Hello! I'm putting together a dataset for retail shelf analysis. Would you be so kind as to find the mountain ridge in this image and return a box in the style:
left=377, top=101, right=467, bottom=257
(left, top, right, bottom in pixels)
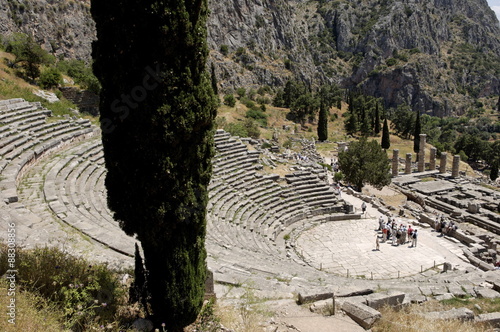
left=0, top=0, right=499, bottom=116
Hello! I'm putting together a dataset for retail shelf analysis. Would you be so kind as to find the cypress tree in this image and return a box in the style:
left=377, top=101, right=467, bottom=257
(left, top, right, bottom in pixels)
left=91, top=1, right=217, bottom=330
left=381, top=118, right=390, bottom=150
left=413, top=110, right=421, bottom=154
left=491, top=162, right=499, bottom=181
left=318, top=99, right=328, bottom=141
left=210, top=62, right=219, bottom=102
left=130, top=243, right=148, bottom=313
left=374, top=103, right=381, bottom=134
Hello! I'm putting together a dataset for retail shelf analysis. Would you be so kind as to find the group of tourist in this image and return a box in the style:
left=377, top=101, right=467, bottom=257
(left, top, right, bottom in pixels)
left=375, top=215, right=418, bottom=250
left=434, top=214, right=458, bottom=235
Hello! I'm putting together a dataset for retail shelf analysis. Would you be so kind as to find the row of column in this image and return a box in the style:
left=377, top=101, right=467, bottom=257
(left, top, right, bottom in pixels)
left=392, top=134, right=461, bottom=178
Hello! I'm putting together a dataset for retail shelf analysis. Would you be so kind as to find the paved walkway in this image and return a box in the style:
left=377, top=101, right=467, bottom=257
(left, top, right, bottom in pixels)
left=295, top=190, right=472, bottom=280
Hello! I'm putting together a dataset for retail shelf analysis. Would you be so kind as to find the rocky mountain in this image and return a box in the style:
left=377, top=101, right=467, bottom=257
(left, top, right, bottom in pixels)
left=1, top=0, right=499, bottom=116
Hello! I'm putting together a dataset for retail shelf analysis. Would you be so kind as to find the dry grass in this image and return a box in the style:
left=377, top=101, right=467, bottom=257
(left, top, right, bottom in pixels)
left=373, top=299, right=499, bottom=332
left=0, top=280, right=64, bottom=332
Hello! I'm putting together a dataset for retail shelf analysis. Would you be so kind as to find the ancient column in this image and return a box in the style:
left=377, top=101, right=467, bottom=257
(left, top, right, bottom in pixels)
left=439, top=152, right=447, bottom=174
left=405, top=153, right=412, bottom=174
left=452, top=155, right=460, bottom=178
left=418, top=134, right=426, bottom=172
left=392, top=149, right=399, bottom=177
left=429, top=147, right=437, bottom=171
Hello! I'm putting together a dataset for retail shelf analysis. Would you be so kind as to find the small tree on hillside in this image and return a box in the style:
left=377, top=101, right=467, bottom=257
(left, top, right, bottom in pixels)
left=338, top=137, right=391, bottom=191
left=413, top=110, right=421, bottom=156
left=381, top=118, right=390, bottom=150
left=317, top=100, right=328, bottom=141
left=6, top=33, right=52, bottom=81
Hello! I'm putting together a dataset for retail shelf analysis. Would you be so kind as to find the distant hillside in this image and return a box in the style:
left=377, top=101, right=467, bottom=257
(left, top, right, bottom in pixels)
left=1, top=0, right=499, bottom=116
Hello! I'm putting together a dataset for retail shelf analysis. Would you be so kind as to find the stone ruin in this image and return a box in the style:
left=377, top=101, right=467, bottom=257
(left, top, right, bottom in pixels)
left=2, top=99, right=500, bottom=330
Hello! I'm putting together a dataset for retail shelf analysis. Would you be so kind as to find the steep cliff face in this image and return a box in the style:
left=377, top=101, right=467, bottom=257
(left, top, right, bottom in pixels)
left=0, top=0, right=94, bottom=60
left=1, top=0, right=499, bottom=116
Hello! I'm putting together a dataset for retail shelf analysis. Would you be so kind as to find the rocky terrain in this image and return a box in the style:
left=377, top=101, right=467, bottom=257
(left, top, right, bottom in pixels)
left=0, top=0, right=499, bottom=115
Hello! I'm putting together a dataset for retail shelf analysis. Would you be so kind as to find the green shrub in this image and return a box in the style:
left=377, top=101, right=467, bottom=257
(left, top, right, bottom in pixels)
left=0, top=245, right=126, bottom=331
left=334, top=171, right=344, bottom=182
left=219, top=44, right=229, bottom=56
left=224, top=119, right=260, bottom=138
left=236, top=87, right=246, bottom=99
left=245, top=108, right=268, bottom=126
left=224, top=94, right=236, bottom=107
left=39, top=67, right=62, bottom=89
left=386, top=58, right=397, bottom=66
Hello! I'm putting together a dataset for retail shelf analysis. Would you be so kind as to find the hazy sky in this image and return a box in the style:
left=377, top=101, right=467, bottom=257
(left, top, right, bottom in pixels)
left=488, top=0, right=500, bottom=21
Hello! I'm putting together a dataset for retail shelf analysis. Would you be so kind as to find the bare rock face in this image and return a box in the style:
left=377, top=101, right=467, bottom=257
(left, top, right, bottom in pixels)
left=1, top=0, right=499, bottom=116
left=0, top=0, right=95, bottom=60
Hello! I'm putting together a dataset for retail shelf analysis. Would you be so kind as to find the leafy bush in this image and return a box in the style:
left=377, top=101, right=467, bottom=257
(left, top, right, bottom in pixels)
left=245, top=108, right=268, bottom=126
left=224, top=119, right=260, bottom=138
left=223, top=94, right=236, bottom=107
left=386, top=58, right=397, bottom=66
left=236, top=87, right=246, bottom=99
left=57, top=59, right=101, bottom=94
left=219, top=44, right=229, bottom=56
left=39, top=67, right=62, bottom=89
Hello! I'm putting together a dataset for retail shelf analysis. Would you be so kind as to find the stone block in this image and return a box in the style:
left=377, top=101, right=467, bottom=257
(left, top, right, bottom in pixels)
left=365, top=292, right=405, bottom=310
left=423, top=307, right=474, bottom=321
left=342, top=300, right=381, bottom=330
left=309, top=298, right=335, bottom=316
left=435, top=293, right=455, bottom=301
left=298, top=291, right=333, bottom=305
left=476, top=312, right=500, bottom=328
left=475, top=287, right=500, bottom=299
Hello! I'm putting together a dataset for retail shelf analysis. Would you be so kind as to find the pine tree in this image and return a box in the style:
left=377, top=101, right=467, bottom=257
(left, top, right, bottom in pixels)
left=92, top=1, right=217, bottom=330
left=381, top=118, right=390, bottom=150
left=374, top=103, right=381, bottom=134
left=318, top=99, right=328, bottom=141
left=413, top=110, right=421, bottom=155
left=338, top=137, right=391, bottom=191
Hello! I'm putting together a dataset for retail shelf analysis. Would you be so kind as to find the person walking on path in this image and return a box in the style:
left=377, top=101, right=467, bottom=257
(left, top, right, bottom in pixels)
left=375, top=234, right=380, bottom=251
left=361, top=201, right=367, bottom=217
left=411, top=229, right=418, bottom=247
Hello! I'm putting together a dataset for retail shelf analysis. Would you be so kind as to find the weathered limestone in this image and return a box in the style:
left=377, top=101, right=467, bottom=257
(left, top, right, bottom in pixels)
left=476, top=312, right=500, bottom=328
left=365, top=292, right=405, bottom=310
left=298, top=291, right=333, bottom=304
left=452, top=155, right=460, bottom=178
left=405, top=153, right=412, bottom=174
left=342, top=300, right=381, bottom=329
left=423, top=307, right=474, bottom=321
left=418, top=134, right=426, bottom=172
left=440, top=152, right=447, bottom=173
left=392, top=149, right=399, bottom=177
left=429, top=147, right=437, bottom=170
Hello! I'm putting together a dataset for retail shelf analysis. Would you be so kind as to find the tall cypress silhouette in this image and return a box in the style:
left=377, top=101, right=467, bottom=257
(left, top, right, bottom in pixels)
left=92, top=0, right=217, bottom=329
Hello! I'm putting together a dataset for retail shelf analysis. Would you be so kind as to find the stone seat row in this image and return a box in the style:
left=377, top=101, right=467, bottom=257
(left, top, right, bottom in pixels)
left=207, top=131, right=344, bottom=253
left=41, top=139, right=135, bottom=256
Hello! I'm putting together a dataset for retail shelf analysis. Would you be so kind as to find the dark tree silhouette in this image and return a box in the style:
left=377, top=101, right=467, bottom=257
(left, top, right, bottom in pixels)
left=381, top=118, right=390, bottom=150
left=92, top=0, right=217, bottom=330
left=413, top=110, right=421, bottom=155
left=317, top=99, right=328, bottom=141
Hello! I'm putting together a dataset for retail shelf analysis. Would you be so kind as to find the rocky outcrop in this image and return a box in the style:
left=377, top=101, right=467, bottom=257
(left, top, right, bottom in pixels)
left=1, top=0, right=499, bottom=116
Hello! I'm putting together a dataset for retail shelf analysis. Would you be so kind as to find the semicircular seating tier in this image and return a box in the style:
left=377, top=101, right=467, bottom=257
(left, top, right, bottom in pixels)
left=1, top=98, right=495, bottom=295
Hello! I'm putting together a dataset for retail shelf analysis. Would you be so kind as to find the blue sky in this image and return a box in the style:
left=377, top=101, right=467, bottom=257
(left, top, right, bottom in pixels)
left=488, top=0, right=500, bottom=21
